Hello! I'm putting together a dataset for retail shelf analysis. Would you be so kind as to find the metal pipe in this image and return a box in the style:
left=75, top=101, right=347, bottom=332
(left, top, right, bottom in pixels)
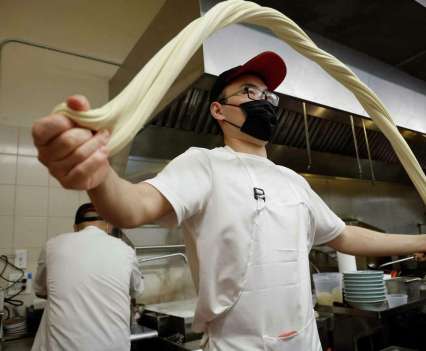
left=349, top=114, right=363, bottom=178
left=0, top=38, right=121, bottom=67
left=302, top=102, right=312, bottom=170
left=396, top=48, right=426, bottom=68
left=361, top=119, right=376, bottom=183
left=139, top=253, right=188, bottom=264
left=0, top=39, right=122, bottom=118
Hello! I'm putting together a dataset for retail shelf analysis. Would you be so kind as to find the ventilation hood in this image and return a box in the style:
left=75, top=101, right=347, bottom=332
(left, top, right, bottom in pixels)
left=109, top=0, right=425, bottom=184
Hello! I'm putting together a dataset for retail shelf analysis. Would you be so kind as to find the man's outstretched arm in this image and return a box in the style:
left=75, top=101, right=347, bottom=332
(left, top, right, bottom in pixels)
left=327, top=225, right=426, bottom=257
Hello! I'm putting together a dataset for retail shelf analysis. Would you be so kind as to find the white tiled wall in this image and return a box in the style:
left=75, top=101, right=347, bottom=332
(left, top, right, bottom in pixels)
left=0, top=124, right=197, bottom=307
left=0, top=125, right=90, bottom=290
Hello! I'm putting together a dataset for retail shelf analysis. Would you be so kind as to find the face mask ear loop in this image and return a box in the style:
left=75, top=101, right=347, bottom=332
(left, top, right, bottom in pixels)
left=218, top=103, right=244, bottom=130
left=223, top=119, right=243, bottom=129
left=221, top=103, right=241, bottom=109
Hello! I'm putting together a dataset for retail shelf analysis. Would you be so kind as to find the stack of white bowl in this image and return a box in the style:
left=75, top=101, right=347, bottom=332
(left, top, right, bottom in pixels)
left=343, top=271, right=386, bottom=309
left=4, top=317, right=27, bottom=337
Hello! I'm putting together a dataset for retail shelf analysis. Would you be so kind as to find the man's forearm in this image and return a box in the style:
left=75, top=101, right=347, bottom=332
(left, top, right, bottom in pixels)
left=88, top=167, right=145, bottom=228
left=328, top=225, right=426, bottom=257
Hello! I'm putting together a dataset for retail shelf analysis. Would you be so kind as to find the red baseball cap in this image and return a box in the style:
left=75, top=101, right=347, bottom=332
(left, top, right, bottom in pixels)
left=209, top=51, right=286, bottom=103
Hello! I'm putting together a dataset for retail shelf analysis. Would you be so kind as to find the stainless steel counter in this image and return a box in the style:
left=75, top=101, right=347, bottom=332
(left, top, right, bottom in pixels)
left=317, top=294, right=426, bottom=318
left=317, top=295, right=426, bottom=351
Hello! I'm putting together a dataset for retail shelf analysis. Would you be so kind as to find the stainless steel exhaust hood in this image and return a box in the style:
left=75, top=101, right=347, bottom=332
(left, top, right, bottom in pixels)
left=109, top=0, right=425, bottom=184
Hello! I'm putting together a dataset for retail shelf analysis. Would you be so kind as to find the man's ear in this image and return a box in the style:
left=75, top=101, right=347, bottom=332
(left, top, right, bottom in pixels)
left=73, top=224, right=78, bottom=232
left=210, top=101, right=225, bottom=121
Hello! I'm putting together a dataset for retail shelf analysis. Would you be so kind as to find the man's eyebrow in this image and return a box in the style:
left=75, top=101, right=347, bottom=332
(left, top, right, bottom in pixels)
left=238, top=83, right=268, bottom=91
left=238, top=83, right=258, bottom=89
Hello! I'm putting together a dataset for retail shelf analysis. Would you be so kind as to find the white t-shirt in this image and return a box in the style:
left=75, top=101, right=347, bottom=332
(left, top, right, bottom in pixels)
left=145, top=146, right=345, bottom=331
left=32, top=226, right=144, bottom=351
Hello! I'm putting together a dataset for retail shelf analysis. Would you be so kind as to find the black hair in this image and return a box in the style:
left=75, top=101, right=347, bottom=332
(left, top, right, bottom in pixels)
left=74, top=203, right=103, bottom=225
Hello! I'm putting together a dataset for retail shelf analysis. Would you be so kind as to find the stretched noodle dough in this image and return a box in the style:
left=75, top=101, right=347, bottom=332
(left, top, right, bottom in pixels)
left=52, top=0, right=426, bottom=204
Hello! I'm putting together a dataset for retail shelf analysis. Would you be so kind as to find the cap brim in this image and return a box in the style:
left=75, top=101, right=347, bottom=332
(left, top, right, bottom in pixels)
left=227, top=51, right=286, bottom=91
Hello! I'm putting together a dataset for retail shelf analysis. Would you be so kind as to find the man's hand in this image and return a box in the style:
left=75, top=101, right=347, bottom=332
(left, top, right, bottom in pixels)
left=414, top=253, right=426, bottom=262
left=32, top=95, right=110, bottom=190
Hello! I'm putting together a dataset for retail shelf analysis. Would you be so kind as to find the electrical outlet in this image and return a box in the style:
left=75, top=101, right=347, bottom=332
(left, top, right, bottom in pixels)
left=15, top=249, right=27, bottom=269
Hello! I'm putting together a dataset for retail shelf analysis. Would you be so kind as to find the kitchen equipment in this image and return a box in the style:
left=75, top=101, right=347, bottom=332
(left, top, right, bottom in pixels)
left=368, top=256, right=415, bottom=269
left=312, top=272, right=343, bottom=306
left=386, top=293, right=408, bottom=308
left=344, top=300, right=386, bottom=310
left=344, top=281, right=385, bottom=288
left=3, top=317, right=26, bottom=337
left=140, top=298, right=202, bottom=343
left=343, top=271, right=387, bottom=309
left=385, top=276, right=424, bottom=299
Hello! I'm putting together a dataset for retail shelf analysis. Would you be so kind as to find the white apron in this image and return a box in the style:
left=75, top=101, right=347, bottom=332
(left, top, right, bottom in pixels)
left=202, top=154, right=322, bottom=351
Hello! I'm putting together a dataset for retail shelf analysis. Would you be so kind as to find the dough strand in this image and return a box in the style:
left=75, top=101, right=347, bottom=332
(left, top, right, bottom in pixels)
left=52, top=0, right=426, bottom=204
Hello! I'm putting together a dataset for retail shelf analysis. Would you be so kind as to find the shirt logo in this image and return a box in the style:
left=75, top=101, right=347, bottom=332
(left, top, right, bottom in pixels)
left=253, top=187, right=266, bottom=201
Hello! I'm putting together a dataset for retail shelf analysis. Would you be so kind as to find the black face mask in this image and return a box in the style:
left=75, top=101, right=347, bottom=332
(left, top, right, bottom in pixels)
left=221, top=100, right=279, bottom=141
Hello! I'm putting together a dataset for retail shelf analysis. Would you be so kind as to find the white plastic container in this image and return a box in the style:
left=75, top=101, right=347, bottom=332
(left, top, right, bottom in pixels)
left=313, top=272, right=343, bottom=306
left=386, top=293, right=408, bottom=308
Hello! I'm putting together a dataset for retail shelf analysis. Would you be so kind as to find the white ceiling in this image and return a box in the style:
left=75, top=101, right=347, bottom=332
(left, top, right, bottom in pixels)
left=0, top=0, right=166, bottom=127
